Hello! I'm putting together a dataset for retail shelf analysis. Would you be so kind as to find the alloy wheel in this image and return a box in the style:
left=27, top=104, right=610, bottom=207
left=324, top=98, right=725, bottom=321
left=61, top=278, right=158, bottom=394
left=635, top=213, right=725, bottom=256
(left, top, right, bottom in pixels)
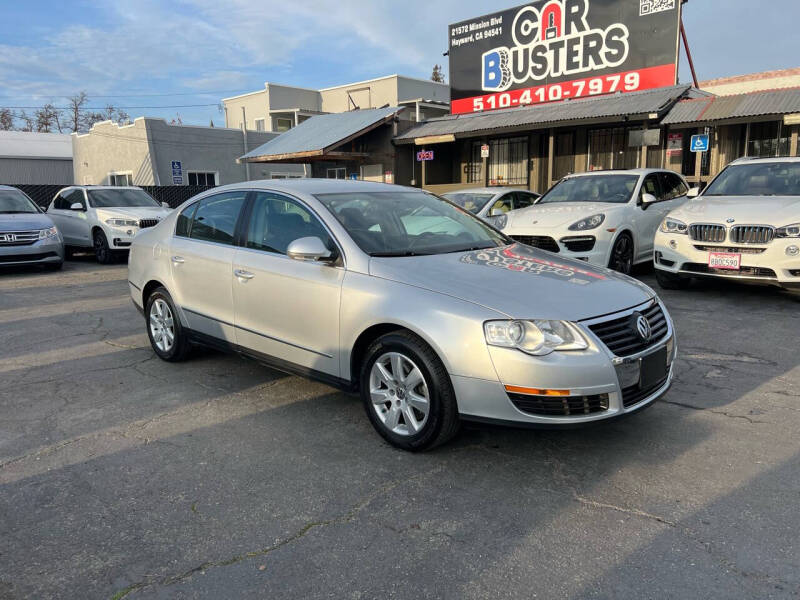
left=149, top=298, right=175, bottom=352
left=369, top=352, right=430, bottom=436
left=611, top=236, right=633, bottom=274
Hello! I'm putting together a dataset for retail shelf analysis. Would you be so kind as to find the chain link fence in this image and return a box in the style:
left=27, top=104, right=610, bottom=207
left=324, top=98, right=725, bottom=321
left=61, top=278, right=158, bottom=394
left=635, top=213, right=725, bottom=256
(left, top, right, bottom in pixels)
left=10, top=184, right=217, bottom=210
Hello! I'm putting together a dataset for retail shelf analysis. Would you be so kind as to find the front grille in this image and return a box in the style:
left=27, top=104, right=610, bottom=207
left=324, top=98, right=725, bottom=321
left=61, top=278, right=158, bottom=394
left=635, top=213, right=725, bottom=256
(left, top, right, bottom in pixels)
left=683, top=263, right=777, bottom=278
left=0, top=230, right=40, bottom=246
left=622, top=375, right=670, bottom=408
left=512, top=235, right=560, bottom=253
left=587, top=302, right=668, bottom=357
left=693, top=245, right=765, bottom=254
left=508, top=392, right=609, bottom=416
left=0, top=251, right=58, bottom=263
left=139, top=219, right=160, bottom=229
left=689, top=224, right=726, bottom=243
left=729, top=225, right=775, bottom=245
left=561, top=236, right=596, bottom=253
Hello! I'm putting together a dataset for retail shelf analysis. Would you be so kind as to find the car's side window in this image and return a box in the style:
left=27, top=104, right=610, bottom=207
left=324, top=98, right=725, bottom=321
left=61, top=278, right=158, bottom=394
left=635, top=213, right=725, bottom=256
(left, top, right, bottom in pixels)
left=175, top=203, right=198, bottom=238
left=189, top=192, right=247, bottom=245
left=245, top=191, right=332, bottom=256
left=660, top=173, right=689, bottom=200
left=52, top=193, right=66, bottom=210
left=640, top=175, right=662, bottom=202
left=491, top=194, right=514, bottom=214
left=513, top=192, right=535, bottom=210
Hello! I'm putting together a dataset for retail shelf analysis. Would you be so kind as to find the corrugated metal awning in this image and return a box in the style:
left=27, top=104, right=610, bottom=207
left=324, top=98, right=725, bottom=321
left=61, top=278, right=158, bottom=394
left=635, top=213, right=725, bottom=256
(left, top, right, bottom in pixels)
left=663, top=87, right=800, bottom=125
left=394, top=85, right=691, bottom=144
left=241, top=107, right=403, bottom=162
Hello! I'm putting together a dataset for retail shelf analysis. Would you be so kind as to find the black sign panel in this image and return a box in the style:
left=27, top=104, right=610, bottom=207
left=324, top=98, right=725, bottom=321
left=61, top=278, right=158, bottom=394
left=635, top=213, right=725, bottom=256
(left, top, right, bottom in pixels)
left=448, top=0, right=681, bottom=114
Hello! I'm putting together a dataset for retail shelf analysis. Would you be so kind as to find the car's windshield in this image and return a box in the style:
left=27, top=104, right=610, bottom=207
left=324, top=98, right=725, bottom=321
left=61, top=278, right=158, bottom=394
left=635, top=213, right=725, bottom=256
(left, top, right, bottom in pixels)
left=704, top=162, right=800, bottom=196
left=538, top=175, right=639, bottom=204
left=315, top=191, right=509, bottom=256
left=442, top=192, right=494, bottom=214
left=0, top=189, right=40, bottom=214
left=87, top=189, right=159, bottom=208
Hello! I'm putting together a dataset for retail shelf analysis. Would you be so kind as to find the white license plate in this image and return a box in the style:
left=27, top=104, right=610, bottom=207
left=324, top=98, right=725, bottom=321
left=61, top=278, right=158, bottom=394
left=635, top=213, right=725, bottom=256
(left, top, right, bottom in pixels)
left=708, top=252, right=741, bottom=270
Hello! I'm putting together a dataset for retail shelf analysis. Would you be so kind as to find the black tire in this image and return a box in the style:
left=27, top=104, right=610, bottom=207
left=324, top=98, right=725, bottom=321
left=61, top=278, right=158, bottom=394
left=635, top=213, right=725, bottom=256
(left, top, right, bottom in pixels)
left=655, top=268, right=691, bottom=290
left=360, top=330, right=460, bottom=451
left=145, top=287, right=192, bottom=362
left=608, top=233, right=634, bottom=274
left=93, top=230, right=114, bottom=264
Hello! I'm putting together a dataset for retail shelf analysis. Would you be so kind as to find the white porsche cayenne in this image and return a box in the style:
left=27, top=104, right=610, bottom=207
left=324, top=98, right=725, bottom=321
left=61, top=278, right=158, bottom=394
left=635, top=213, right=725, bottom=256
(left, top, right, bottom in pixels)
left=654, top=157, right=800, bottom=291
left=500, top=169, right=693, bottom=274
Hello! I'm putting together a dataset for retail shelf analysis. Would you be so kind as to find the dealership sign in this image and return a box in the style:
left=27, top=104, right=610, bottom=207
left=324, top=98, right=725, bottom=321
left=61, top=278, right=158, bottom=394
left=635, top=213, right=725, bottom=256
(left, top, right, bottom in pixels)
left=448, top=0, right=681, bottom=114
left=417, top=150, right=435, bottom=162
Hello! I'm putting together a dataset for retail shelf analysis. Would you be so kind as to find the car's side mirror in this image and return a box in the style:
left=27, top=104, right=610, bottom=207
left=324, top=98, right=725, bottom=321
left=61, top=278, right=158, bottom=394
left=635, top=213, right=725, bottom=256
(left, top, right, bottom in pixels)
left=687, top=187, right=701, bottom=198
left=640, top=193, right=658, bottom=209
left=161, top=202, right=170, bottom=209
left=69, top=202, right=85, bottom=211
left=287, top=237, right=333, bottom=262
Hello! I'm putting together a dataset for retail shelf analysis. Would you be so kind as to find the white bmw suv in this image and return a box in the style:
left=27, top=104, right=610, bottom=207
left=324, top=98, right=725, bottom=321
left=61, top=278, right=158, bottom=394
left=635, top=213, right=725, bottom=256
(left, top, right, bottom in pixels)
left=654, top=157, right=800, bottom=291
left=47, top=186, right=171, bottom=263
left=500, top=169, right=693, bottom=273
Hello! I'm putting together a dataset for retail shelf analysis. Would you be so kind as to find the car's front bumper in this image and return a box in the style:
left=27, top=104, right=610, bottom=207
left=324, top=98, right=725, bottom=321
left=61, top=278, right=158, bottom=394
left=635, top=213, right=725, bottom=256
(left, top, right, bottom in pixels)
left=453, top=306, right=677, bottom=426
left=104, top=225, right=139, bottom=249
left=504, top=227, right=613, bottom=266
left=0, top=238, right=64, bottom=266
left=654, top=231, right=800, bottom=289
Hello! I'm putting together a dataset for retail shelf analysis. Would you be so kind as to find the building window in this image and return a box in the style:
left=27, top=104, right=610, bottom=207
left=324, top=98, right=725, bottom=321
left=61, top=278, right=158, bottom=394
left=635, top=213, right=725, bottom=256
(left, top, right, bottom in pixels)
left=488, top=137, right=528, bottom=186
left=747, top=121, right=790, bottom=158
left=587, top=128, right=640, bottom=171
left=254, top=118, right=266, bottom=132
left=465, top=141, right=484, bottom=184
left=326, top=167, right=347, bottom=179
left=188, top=172, right=217, bottom=186
left=275, top=118, right=293, bottom=132
left=553, top=132, right=575, bottom=181
left=109, top=172, right=132, bottom=186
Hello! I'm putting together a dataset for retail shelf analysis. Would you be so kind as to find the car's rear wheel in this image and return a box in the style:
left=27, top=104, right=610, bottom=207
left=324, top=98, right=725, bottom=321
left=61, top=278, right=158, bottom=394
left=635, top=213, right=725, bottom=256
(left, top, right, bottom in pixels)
left=145, top=287, right=191, bottom=361
left=360, top=331, right=459, bottom=451
left=655, top=268, right=691, bottom=290
left=93, top=230, right=114, bottom=264
left=609, top=233, right=634, bottom=274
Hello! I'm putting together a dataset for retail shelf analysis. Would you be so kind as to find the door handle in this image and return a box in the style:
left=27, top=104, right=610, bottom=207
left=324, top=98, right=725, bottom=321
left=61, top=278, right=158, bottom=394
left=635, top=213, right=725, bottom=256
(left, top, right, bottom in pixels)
left=171, top=255, right=185, bottom=264
left=234, top=269, right=255, bottom=280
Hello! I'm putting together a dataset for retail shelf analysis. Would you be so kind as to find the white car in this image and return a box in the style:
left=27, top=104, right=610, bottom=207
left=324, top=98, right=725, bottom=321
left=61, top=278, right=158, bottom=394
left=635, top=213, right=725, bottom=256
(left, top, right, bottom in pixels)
left=654, top=157, right=800, bottom=291
left=442, top=187, right=540, bottom=228
left=501, top=169, right=693, bottom=274
left=47, top=186, right=171, bottom=263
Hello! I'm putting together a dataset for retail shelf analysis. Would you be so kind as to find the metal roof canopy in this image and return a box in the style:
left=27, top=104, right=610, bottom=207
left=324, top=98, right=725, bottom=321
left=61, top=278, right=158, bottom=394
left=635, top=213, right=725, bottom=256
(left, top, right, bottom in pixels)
left=240, top=107, right=403, bottom=163
left=0, top=131, right=73, bottom=160
left=662, top=86, right=800, bottom=125
left=394, top=85, right=691, bottom=144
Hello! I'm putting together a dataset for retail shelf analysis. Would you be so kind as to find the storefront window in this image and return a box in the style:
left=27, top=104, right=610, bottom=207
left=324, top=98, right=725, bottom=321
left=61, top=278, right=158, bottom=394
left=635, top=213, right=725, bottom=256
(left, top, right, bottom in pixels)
left=747, top=121, right=790, bottom=157
left=466, top=141, right=483, bottom=184
left=552, top=132, right=574, bottom=180
left=587, top=128, right=640, bottom=171
left=488, top=137, right=528, bottom=186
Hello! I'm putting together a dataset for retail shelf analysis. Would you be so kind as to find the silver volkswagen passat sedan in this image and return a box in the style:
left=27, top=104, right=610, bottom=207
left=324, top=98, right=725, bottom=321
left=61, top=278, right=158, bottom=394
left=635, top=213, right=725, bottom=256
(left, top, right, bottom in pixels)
left=128, top=180, right=677, bottom=451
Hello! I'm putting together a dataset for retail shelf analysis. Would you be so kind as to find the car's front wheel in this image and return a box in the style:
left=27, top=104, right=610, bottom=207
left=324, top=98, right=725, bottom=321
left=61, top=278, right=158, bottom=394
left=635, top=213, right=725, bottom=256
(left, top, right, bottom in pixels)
left=360, top=331, right=459, bottom=451
left=145, top=287, right=191, bottom=361
left=93, top=230, right=114, bottom=264
left=609, top=233, right=634, bottom=274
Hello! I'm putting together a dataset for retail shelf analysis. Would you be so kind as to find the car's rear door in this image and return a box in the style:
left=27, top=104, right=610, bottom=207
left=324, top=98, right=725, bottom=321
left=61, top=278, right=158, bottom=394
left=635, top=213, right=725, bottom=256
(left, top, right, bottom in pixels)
left=169, top=190, right=248, bottom=344
left=232, top=190, right=344, bottom=377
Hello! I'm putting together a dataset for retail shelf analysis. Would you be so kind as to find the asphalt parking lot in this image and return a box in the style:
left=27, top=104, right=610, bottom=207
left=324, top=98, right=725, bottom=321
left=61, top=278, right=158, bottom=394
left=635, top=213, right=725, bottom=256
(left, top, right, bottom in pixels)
left=1, top=260, right=799, bottom=600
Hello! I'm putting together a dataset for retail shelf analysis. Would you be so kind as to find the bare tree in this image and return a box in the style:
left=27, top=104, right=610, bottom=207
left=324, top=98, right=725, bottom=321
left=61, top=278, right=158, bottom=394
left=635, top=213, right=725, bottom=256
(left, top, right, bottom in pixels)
left=431, top=64, right=445, bottom=83
left=35, top=104, right=62, bottom=133
left=0, top=108, right=13, bottom=131
left=65, top=91, right=89, bottom=133
left=17, top=110, right=34, bottom=132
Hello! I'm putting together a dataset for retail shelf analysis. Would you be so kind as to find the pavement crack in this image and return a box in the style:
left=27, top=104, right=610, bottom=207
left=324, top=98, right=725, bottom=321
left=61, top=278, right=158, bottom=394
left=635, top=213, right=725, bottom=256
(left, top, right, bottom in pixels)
left=573, top=495, right=677, bottom=527
left=659, top=399, right=771, bottom=424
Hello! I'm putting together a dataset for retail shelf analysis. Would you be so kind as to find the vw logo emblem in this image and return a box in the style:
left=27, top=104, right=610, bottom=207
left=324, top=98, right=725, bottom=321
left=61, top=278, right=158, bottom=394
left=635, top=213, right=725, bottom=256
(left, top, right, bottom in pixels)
left=633, top=313, right=652, bottom=341
left=726, top=218, right=736, bottom=224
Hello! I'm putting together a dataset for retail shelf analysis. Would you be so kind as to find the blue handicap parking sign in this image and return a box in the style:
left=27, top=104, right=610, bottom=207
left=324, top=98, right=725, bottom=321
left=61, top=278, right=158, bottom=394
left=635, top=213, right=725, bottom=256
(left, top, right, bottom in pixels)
left=690, top=134, right=709, bottom=153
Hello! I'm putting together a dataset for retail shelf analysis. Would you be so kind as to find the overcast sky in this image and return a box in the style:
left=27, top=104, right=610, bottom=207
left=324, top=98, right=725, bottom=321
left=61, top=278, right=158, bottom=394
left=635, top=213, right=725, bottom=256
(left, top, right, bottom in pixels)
left=1, top=0, right=799, bottom=126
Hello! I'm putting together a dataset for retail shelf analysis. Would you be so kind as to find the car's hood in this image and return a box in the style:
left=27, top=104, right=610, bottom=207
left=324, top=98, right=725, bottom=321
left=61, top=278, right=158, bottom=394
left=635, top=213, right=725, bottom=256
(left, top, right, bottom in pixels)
left=369, top=244, right=654, bottom=321
left=96, top=206, right=171, bottom=220
left=506, top=202, right=623, bottom=230
left=0, top=213, right=54, bottom=232
left=670, top=196, right=800, bottom=224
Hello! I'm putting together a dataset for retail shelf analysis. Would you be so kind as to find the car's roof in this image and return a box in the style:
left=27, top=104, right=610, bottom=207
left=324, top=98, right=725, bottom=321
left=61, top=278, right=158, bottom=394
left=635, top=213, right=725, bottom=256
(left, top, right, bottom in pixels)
left=729, top=156, right=800, bottom=165
left=442, top=187, right=523, bottom=195
left=0, top=185, right=18, bottom=191
left=567, top=168, right=665, bottom=178
left=213, top=178, right=420, bottom=196
left=67, top=185, right=144, bottom=191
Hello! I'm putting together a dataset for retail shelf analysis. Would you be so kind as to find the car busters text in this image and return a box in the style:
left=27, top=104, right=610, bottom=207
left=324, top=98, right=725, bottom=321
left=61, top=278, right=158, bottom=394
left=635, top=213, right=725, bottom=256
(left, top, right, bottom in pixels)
left=448, top=0, right=681, bottom=114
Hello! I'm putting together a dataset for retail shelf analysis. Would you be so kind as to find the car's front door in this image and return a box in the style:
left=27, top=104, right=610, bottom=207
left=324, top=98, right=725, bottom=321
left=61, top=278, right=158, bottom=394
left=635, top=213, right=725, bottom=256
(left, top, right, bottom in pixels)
left=232, top=191, right=344, bottom=377
left=635, top=174, right=666, bottom=260
left=51, top=189, right=89, bottom=246
left=169, top=190, right=248, bottom=343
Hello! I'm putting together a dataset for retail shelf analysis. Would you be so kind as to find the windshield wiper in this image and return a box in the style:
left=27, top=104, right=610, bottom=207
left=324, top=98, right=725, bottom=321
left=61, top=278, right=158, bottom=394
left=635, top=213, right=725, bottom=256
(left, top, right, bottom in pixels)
left=0, top=210, right=36, bottom=214
left=370, top=251, right=431, bottom=257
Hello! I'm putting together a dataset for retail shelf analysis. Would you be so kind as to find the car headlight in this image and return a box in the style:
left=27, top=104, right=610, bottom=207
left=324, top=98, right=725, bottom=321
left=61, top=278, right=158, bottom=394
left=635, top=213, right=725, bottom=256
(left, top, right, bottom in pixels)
left=487, top=214, right=508, bottom=230
left=777, top=223, right=800, bottom=238
left=660, top=217, right=688, bottom=235
left=484, top=320, right=589, bottom=356
left=568, top=214, right=605, bottom=231
left=38, top=226, right=58, bottom=239
left=105, top=218, right=139, bottom=227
